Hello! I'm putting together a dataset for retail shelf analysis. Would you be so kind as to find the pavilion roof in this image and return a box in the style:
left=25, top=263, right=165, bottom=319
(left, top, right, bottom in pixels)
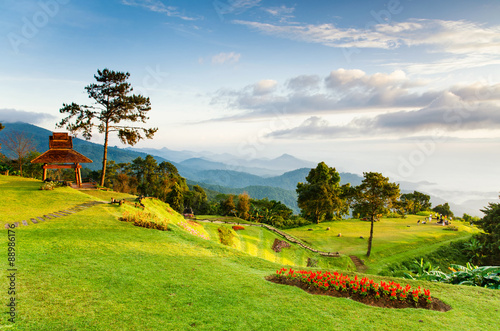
left=31, top=149, right=93, bottom=164
left=31, top=132, right=93, bottom=164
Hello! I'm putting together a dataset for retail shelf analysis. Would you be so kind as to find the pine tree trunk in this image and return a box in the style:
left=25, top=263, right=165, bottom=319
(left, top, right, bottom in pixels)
left=100, top=123, right=109, bottom=187
left=366, top=216, right=375, bottom=257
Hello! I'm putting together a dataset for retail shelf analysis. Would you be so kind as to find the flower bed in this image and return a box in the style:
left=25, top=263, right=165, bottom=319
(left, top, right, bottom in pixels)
left=178, top=220, right=209, bottom=240
left=232, top=225, right=245, bottom=231
left=268, top=268, right=451, bottom=311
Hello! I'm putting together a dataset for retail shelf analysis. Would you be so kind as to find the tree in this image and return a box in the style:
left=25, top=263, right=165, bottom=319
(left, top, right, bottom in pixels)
left=22, top=151, right=43, bottom=179
left=350, top=172, right=400, bottom=257
left=220, top=195, right=236, bottom=216
left=432, top=203, right=454, bottom=218
left=0, top=130, right=36, bottom=176
left=401, top=191, right=431, bottom=214
left=237, top=192, right=251, bottom=220
left=296, top=162, right=347, bottom=223
left=58, top=68, right=157, bottom=186
left=166, top=182, right=184, bottom=212
left=0, top=122, right=4, bottom=149
left=475, top=200, right=500, bottom=265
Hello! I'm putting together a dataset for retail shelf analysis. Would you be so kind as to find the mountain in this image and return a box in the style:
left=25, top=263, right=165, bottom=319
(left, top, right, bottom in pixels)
left=128, top=146, right=316, bottom=176
left=125, top=146, right=198, bottom=163
left=1, top=122, right=493, bottom=216
left=0, top=122, right=174, bottom=171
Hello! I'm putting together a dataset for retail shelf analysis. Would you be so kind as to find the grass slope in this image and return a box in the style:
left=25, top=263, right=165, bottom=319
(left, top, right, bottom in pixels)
left=286, top=216, right=480, bottom=274
left=1, top=176, right=499, bottom=330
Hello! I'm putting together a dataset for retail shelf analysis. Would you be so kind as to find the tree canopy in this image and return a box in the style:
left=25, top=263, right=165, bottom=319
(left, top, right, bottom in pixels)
left=401, top=191, right=431, bottom=214
left=296, top=162, right=348, bottom=223
left=58, top=68, right=157, bottom=186
left=432, top=203, right=454, bottom=218
left=350, top=172, right=400, bottom=257
left=0, top=130, right=36, bottom=176
left=476, top=200, right=500, bottom=265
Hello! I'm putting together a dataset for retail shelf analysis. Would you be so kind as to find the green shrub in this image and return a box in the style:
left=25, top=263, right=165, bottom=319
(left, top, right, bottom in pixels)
left=120, top=210, right=168, bottom=231
left=416, top=211, right=432, bottom=216
left=40, top=181, right=56, bottom=190
left=443, top=225, right=458, bottom=231
left=218, top=226, right=234, bottom=246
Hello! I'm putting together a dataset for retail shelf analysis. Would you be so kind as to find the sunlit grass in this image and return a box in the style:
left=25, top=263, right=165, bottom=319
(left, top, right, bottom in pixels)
left=0, top=176, right=498, bottom=330
left=286, top=216, right=480, bottom=274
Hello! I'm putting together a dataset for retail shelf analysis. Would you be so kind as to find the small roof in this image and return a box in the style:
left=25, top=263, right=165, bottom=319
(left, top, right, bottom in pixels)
left=31, top=149, right=92, bottom=164
left=31, top=132, right=92, bottom=164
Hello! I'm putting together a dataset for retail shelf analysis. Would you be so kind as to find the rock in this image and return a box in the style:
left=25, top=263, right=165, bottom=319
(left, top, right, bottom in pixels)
left=308, top=228, right=313, bottom=231
left=337, top=233, right=342, bottom=237
left=326, top=227, right=330, bottom=231
left=359, top=236, right=364, bottom=239
left=407, top=225, right=410, bottom=227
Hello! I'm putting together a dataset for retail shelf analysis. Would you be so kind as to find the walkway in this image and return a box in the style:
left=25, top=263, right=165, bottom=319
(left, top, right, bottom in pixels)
left=4, top=201, right=106, bottom=229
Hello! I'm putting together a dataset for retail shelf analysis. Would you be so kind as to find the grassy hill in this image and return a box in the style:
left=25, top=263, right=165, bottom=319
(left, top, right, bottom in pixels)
left=286, top=218, right=480, bottom=275
left=1, top=175, right=499, bottom=330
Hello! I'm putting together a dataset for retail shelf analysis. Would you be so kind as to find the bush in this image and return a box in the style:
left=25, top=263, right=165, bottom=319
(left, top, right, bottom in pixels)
left=120, top=210, right=168, bottom=231
left=416, top=211, right=432, bottom=216
left=232, top=225, right=245, bottom=231
left=443, top=225, right=458, bottom=231
left=40, top=181, right=56, bottom=190
left=386, top=212, right=402, bottom=218
left=218, top=226, right=234, bottom=246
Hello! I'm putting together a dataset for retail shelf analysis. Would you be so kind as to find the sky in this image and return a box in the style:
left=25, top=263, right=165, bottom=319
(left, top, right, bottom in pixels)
left=1, top=0, right=500, bottom=199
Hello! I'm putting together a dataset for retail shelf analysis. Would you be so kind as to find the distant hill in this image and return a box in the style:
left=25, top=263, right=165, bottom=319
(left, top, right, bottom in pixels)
left=0, top=122, right=173, bottom=171
left=128, top=146, right=316, bottom=176
left=2, top=122, right=489, bottom=216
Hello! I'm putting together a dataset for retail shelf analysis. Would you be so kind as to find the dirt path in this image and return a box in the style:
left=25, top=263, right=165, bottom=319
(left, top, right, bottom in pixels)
left=349, top=255, right=368, bottom=272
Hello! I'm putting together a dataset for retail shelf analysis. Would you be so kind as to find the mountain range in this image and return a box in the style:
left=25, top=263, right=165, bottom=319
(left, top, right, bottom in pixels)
left=0, top=122, right=495, bottom=216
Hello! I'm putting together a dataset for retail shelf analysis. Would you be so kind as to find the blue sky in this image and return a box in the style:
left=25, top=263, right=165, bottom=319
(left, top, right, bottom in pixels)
left=1, top=0, right=500, bottom=198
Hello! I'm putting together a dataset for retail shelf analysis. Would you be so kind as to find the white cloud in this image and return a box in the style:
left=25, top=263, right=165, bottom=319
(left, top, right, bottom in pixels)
left=267, top=92, right=500, bottom=140
left=253, top=79, right=277, bottom=95
left=121, top=0, right=200, bottom=21
left=233, top=18, right=500, bottom=72
left=211, top=52, right=241, bottom=65
left=210, top=69, right=439, bottom=120
left=0, top=109, right=56, bottom=124
left=262, top=5, right=295, bottom=22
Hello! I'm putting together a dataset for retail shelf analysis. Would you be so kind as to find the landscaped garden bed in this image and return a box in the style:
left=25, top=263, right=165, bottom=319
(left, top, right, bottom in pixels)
left=267, top=268, right=452, bottom=312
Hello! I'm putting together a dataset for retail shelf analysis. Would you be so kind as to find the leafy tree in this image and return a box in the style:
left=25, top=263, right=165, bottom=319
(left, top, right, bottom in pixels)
left=296, top=162, right=347, bottom=223
left=432, top=203, right=454, bottom=218
left=0, top=122, right=4, bottom=149
left=22, top=151, right=43, bottom=179
left=475, top=200, right=500, bottom=265
left=185, top=185, right=209, bottom=214
left=350, top=172, right=400, bottom=257
left=401, top=191, right=431, bottom=214
left=237, top=192, right=251, bottom=220
left=220, top=194, right=236, bottom=216
left=0, top=130, right=36, bottom=176
left=166, top=182, right=184, bottom=212
left=58, top=68, right=157, bottom=186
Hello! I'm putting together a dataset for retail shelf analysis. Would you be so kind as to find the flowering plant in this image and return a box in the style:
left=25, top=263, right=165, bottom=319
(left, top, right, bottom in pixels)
left=274, top=267, right=432, bottom=306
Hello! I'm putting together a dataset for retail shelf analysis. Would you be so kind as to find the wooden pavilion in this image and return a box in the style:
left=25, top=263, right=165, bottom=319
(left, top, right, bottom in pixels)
left=31, top=132, right=92, bottom=187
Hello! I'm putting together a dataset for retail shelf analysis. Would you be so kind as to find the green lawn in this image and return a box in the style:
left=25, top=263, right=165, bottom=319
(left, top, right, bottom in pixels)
left=286, top=216, right=480, bottom=274
left=1, top=176, right=499, bottom=330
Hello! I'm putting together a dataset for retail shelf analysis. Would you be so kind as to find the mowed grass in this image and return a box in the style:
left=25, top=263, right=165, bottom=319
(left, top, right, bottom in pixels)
left=199, top=222, right=354, bottom=270
left=0, top=175, right=97, bottom=220
left=1, top=176, right=499, bottom=330
left=286, top=216, right=480, bottom=274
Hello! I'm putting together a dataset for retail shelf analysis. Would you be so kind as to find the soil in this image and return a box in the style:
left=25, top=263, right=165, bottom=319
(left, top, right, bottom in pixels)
left=266, top=275, right=452, bottom=312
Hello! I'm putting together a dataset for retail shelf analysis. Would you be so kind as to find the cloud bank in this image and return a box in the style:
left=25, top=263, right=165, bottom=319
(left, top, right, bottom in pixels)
left=0, top=109, right=56, bottom=125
